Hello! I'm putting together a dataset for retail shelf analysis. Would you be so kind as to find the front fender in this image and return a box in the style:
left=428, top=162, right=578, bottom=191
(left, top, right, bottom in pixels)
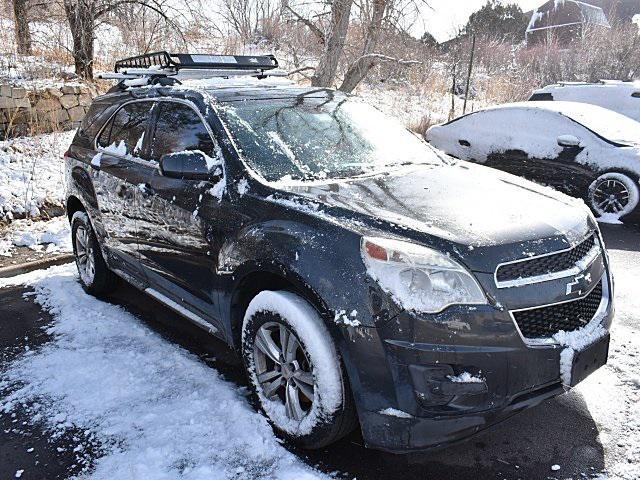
left=218, top=219, right=397, bottom=329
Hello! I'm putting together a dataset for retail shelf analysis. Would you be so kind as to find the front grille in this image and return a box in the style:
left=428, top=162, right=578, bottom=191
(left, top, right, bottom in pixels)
left=497, top=235, right=596, bottom=283
left=512, top=281, right=603, bottom=339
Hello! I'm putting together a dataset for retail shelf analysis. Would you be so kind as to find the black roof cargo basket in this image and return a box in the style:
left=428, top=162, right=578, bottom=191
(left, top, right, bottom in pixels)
left=99, top=52, right=283, bottom=91
left=114, top=51, right=279, bottom=73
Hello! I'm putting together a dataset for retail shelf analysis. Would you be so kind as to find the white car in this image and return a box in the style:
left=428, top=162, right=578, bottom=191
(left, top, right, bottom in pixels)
left=530, top=81, right=640, bottom=122
left=426, top=101, right=640, bottom=221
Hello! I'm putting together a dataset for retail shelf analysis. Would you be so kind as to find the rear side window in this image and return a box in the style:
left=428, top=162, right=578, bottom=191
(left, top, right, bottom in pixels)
left=149, top=102, right=214, bottom=160
left=98, top=101, right=154, bottom=156
left=79, top=102, right=113, bottom=140
left=529, top=93, right=554, bottom=101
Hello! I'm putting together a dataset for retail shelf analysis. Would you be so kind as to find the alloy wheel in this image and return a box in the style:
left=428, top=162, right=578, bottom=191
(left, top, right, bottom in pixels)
left=75, top=225, right=96, bottom=285
left=592, top=178, right=630, bottom=214
left=252, top=322, right=315, bottom=421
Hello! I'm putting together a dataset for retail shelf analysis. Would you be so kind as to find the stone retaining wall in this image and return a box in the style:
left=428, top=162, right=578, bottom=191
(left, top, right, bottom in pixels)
left=0, top=83, right=98, bottom=137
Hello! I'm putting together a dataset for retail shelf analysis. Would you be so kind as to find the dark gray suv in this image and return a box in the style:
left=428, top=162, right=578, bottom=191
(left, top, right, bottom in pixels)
left=64, top=52, right=613, bottom=452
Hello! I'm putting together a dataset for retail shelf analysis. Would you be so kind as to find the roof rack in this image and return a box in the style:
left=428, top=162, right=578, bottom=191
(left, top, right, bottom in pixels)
left=98, top=51, right=282, bottom=89
left=115, top=52, right=278, bottom=73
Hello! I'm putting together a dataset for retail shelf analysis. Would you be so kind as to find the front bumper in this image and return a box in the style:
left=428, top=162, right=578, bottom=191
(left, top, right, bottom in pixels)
left=341, top=273, right=614, bottom=453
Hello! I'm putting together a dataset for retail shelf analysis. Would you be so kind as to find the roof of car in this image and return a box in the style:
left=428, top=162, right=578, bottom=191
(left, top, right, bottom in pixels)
left=469, top=100, right=624, bottom=119
left=534, top=80, right=640, bottom=92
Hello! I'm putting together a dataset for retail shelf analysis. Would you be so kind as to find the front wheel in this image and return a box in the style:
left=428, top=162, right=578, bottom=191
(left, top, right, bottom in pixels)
left=241, top=290, right=357, bottom=449
left=71, top=211, right=118, bottom=295
left=588, top=172, right=639, bottom=221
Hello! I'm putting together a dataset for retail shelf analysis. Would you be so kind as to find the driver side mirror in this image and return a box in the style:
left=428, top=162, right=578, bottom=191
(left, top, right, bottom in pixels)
left=159, top=151, right=214, bottom=180
left=557, top=135, right=581, bottom=148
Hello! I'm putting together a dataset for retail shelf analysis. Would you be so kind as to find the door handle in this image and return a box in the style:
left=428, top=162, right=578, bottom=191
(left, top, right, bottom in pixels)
left=459, top=139, right=471, bottom=147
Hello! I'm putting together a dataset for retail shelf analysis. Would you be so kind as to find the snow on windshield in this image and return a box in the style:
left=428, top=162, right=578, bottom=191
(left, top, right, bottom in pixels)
left=217, top=95, right=443, bottom=182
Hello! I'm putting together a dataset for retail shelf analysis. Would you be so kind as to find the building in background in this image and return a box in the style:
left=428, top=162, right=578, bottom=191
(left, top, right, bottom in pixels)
left=526, top=0, right=611, bottom=46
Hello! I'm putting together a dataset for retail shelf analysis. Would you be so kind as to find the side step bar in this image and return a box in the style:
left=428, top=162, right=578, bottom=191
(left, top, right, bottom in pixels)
left=144, top=288, right=218, bottom=334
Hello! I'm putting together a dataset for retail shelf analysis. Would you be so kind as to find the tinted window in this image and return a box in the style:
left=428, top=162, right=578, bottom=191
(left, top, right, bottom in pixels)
left=529, top=93, right=554, bottom=101
left=149, top=102, right=214, bottom=160
left=80, top=102, right=115, bottom=140
left=98, top=101, right=153, bottom=156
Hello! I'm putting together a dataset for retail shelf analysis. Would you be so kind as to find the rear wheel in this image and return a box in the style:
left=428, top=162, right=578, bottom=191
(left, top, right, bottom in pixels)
left=71, top=211, right=118, bottom=295
left=241, top=290, right=357, bottom=449
left=588, top=172, right=639, bottom=220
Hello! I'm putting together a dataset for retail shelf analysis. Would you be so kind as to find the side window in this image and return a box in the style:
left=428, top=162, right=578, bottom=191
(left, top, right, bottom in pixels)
left=97, top=102, right=154, bottom=156
left=149, top=102, right=215, bottom=160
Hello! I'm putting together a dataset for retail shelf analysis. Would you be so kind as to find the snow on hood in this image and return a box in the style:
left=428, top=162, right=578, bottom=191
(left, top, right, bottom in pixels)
left=274, top=162, right=592, bottom=251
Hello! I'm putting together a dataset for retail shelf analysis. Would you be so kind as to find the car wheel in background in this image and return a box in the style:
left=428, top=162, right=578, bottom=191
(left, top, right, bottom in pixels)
left=71, top=211, right=118, bottom=295
left=241, top=290, right=357, bottom=449
left=588, top=172, right=639, bottom=220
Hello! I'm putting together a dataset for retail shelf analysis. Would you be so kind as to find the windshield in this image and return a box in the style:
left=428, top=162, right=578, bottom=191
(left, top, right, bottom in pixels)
left=217, top=93, right=443, bottom=182
left=563, top=106, right=640, bottom=146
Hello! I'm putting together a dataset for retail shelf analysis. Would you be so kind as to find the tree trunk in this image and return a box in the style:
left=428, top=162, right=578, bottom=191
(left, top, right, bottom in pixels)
left=311, top=0, right=353, bottom=88
left=338, top=0, right=387, bottom=93
left=13, top=0, right=33, bottom=55
left=64, top=0, right=95, bottom=79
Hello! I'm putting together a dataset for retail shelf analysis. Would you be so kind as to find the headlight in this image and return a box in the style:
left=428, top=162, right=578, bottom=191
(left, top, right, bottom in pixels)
left=361, top=237, right=486, bottom=314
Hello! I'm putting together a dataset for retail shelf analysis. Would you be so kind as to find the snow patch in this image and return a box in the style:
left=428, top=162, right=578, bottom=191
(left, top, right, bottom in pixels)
left=553, top=322, right=608, bottom=386
left=237, top=177, right=250, bottom=196
left=447, top=372, right=484, bottom=383
left=0, top=265, right=329, bottom=479
left=379, top=408, right=412, bottom=419
left=0, top=131, right=74, bottom=221
left=0, top=217, right=71, bottom=256
left=333, top=309, right=361, bottom=327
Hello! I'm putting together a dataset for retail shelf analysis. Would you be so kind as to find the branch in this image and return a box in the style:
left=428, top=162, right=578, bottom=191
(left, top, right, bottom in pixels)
left=288, top=66, right=316, bottom=75
left=285, top=6, right=325, bottom=44
left=353, top=53, right=421, bottom=66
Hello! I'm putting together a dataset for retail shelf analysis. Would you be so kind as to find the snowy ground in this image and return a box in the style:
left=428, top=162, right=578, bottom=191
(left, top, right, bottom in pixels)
left=0, top=225, right=638, bottom=480
left=0, top=216, right=71, bottom=257
left=0, top=131, right=73, bottom=222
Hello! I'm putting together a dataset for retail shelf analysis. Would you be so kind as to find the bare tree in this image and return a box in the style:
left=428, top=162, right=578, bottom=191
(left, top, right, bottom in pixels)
left=61, top=0, right=191, bottom=79
left=288, top=0, right=422, bottom=91
left=12, top=0, right=33, bottom=54
left=219, top=0, right=284, bottom=44
left=310, top=0, right=352, bottom=87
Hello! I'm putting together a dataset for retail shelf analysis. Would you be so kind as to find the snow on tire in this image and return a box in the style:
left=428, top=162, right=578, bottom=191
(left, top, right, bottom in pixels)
left=588, top=172, right=639, bottom=222
left=241, top=290, right=355, bottom=448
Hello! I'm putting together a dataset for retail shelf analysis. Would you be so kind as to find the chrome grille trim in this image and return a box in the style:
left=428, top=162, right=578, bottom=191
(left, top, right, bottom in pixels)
left=508, top=273, right=609, bottom=346
left=494, top=234, right=601, bottom=289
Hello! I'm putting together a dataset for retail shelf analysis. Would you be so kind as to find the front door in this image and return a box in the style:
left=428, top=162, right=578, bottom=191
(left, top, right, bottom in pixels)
left=93, top=100, right=154, bottom=275
left=135, top=100, right=226, bottom=321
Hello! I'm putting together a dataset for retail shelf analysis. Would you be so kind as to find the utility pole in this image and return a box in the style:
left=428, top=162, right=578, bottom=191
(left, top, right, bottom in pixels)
left=463, top=34, right=476, bottom=115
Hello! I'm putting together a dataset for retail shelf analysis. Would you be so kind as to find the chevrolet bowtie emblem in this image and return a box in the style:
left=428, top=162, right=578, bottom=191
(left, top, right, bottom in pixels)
left=566, top=272, right=592, bottom=296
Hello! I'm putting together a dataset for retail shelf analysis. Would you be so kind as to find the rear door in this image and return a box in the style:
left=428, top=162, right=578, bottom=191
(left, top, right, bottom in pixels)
left=93, top=100, right=154, bottom=273
left=135, top=99, right=227, bottom=321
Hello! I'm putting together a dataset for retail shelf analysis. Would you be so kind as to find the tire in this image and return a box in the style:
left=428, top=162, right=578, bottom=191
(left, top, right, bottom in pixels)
left=587, top=172, right=640, bottom=221
left=71, top=211, right=118, bottom=295
left=241, top=290, right=357, bottom=449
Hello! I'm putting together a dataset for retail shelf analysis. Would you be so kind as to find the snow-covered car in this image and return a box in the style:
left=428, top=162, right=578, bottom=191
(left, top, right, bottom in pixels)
left=530, top=81, right=640, bottom=122
left=426, top=101, right=640, bottom=222
left=65, top=52, right=613, bottom=453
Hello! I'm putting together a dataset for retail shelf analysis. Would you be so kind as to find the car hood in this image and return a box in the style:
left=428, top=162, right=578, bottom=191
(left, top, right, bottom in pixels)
left=273, top=161, right=594, bottom=271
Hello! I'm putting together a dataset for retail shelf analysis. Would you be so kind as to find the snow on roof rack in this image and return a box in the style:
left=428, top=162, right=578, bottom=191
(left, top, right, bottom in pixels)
left=97, top=52, right=282, bottom=89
